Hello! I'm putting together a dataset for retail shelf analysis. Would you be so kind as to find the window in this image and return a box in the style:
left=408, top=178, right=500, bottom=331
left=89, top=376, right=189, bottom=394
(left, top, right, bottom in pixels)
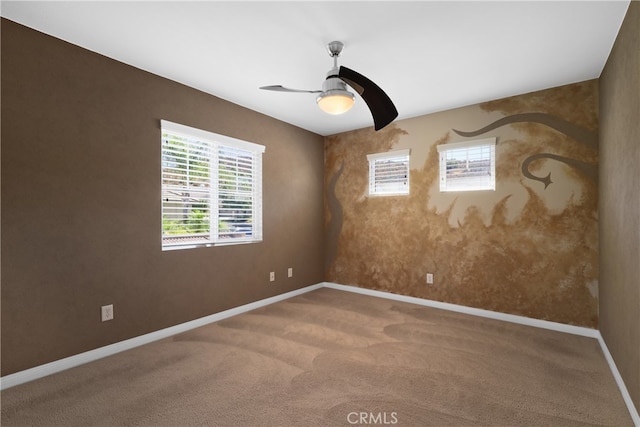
left=367, top=149, right=410, bottom=196
left=161, top=120, right=265, bottom=250
left=437, top=138, right=496, bottom=192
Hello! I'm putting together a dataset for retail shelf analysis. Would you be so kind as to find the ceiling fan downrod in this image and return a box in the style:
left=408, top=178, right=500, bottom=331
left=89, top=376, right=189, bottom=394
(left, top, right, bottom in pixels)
left=318, top=41, right=355, bottom=114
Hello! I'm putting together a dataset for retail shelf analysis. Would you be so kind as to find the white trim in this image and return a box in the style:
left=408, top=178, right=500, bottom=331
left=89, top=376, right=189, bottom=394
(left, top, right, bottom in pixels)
left=2, top=281, right=638, bottom=425
left=321, top=282, right=598, bottom=337
left=436, top=137, right=496, bottom=152
left=0, top=283, right=323, bottom=391
left=366, top=149, right=411, bottom=162
left=596, top=333, right=640, bottom=426
left=160, top=119, right=265, bottom=153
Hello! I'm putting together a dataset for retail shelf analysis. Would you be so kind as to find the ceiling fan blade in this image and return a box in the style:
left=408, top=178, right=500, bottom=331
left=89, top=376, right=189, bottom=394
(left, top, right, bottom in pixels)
left=338, top=66, right=398, bottom=131
left=260, top=85, right=321, bottom=94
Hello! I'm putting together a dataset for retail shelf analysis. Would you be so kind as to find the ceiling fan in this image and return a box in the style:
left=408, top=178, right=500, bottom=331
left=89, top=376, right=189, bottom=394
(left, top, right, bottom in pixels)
left=260, top=41, right=398, bottom=131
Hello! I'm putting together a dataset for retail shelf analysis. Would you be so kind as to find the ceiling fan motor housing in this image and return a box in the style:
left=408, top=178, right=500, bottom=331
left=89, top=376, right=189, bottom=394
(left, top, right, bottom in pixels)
left=321, top=68, right=352, bottom=93
left=316, top=68, right=356, bottom=114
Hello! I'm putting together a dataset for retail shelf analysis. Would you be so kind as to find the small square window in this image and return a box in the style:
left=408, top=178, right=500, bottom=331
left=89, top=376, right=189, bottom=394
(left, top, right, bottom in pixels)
left=437, top=138, right=496, bottom=192
left=367, top=149, right=410, bottom=196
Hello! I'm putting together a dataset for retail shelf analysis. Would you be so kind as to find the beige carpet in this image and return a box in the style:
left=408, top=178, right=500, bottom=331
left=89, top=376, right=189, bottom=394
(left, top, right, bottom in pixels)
left=1, top=287, right=633, bottom=426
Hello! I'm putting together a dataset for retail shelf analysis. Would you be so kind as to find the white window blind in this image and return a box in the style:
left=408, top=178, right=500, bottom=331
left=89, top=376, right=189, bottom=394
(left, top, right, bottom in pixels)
left=367, top=149, right=410, bottom=196
left=216, top=145, right=262, bottom=240
left=437, top=138, right=496, bottom=192
left=161, top=120, right=264, bottom=250
left=162, top=131, right=212, bottom=246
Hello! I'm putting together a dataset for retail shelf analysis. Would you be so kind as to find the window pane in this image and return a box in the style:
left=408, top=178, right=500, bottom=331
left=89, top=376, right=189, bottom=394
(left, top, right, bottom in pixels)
left=368, top=151, right=410, bottom=196
left=438, top=139, right=495, bottom=192
left=162, top=134, right=211, bottom=246
left=216, top=146, right=257, bottom=242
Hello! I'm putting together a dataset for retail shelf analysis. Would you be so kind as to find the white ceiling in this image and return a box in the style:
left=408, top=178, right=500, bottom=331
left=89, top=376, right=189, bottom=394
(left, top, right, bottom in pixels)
left=1, top=1, right=630, bottom=136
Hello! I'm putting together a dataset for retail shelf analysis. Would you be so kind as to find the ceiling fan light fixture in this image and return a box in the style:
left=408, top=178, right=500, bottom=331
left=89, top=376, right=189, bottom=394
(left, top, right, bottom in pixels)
left=316, top=90, right=355, bottom=115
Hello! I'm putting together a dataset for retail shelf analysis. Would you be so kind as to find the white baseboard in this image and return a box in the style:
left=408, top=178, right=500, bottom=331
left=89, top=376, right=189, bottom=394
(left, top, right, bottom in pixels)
left=321, top=282, right=599, bottom=337
left=2, top=281, right=638, bottom=425
left=0, top=283, right=323, bottom=391
left=596, top=333, right=640, bottom=426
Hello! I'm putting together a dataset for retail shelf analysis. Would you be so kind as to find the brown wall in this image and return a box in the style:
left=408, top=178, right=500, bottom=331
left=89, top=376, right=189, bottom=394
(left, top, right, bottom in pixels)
left=1, top=19, right=325, bottom=376
left=599, top=1, right=639, bottom=414
left=325, top=81, right=599, bottom=328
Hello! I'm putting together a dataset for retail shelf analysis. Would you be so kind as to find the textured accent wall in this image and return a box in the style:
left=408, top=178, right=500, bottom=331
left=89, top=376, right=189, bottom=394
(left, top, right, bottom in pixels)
left=1, top=19, right=325, bottom=376
left=599, top=1, right=639, bottom=414
left=325, top=81, right=599, bottom=327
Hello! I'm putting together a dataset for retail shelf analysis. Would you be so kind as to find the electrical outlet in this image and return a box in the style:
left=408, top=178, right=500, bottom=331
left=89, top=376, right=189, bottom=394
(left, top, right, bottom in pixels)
left=288, top=267, right=293, bottom=278
left=426, top=273, right=434, bottom=285
left=101, top=304, right=114, bottom=322
left=270, top=272, right=275, bottom=282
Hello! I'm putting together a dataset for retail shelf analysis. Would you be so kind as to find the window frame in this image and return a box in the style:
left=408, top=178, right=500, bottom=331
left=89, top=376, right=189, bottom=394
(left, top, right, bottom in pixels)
left=437, top=138, right=496, bottom=192
left=161, top=120, right=265, bottom=251
left=366, top=149, right=411, bottom=197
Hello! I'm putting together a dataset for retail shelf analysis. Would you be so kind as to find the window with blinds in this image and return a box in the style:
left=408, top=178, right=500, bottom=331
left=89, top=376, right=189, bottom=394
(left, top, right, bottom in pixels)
left=437, top=138, right=496, bottom=192
left=161, top=120, right=265, bottom=250
left=367, top=149, right=410, bottom=196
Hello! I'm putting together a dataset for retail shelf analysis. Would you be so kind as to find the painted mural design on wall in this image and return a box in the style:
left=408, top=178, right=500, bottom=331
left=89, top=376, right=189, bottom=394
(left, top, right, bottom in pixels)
left=325, top=162, right=345, bottom=272
left=452, top=112, right=598, bottom=188
left=324, top=80, right=599, bottom=327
